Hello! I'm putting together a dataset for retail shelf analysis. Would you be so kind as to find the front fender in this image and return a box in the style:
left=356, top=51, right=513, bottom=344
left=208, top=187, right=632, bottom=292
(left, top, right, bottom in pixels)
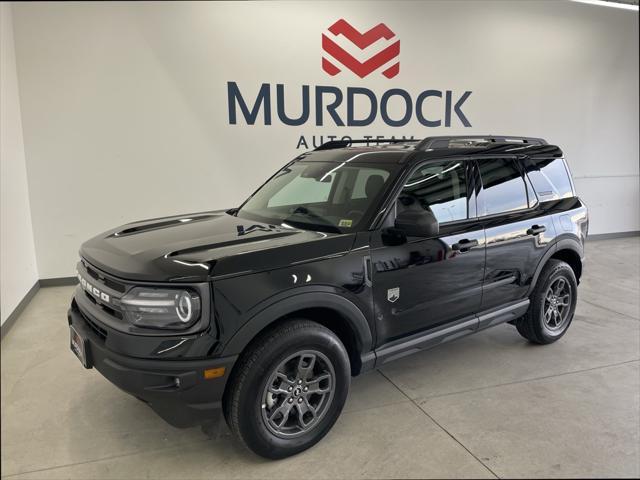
left=220, top=289, right=373, bottom=358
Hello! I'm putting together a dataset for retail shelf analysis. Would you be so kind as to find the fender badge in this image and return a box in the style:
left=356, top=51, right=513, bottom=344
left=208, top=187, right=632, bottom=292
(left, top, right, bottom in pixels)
left=387, top=287, right=400, bottom=303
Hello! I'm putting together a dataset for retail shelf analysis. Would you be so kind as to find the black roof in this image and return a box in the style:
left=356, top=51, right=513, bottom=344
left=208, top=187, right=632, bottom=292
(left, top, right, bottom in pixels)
left=300, top=136, right=563, bottom=163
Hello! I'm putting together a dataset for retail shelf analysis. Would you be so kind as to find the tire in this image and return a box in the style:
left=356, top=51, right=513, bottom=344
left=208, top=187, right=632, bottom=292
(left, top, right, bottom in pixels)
left=516, top=259, right=578, bottom=344
left=223, top=319, right=350, bottom=459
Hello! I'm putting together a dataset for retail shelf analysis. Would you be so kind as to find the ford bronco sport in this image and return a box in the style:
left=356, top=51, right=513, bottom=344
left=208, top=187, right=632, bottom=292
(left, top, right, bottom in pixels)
left=68, top=135, right=588, bottom=459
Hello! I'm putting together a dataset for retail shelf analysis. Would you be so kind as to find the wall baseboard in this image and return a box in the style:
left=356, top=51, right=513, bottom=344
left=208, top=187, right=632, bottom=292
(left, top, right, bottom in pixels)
left=588, top=231, right=639, bottom=241
left=1, top=277, right=78, bottom=341
left=39, top=276, right=78, bottom=287
left=1, top=281, right=40, bottom=341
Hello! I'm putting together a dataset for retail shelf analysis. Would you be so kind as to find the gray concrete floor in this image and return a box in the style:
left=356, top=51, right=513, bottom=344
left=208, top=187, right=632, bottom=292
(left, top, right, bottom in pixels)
left=2, top=237, right=639, bottom=479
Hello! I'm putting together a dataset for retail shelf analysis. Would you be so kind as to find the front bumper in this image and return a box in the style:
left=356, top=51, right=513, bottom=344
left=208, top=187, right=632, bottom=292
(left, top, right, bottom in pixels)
left=67, top=304, right=237, bottom=428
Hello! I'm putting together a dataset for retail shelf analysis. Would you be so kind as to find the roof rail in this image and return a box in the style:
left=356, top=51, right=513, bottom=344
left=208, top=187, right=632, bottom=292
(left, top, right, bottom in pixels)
left=314, top=138, right=420, bottom=151
left=416, top=135, right=547, bottom=150
left=313, top=136, right=548, bottom=152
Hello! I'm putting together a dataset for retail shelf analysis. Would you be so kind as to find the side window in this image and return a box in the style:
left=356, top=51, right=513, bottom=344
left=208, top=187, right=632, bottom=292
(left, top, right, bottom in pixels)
left=399, top=160, right=467, bottom=223
left=268, top=173, right=335, bottom=207
left=478, top=159, right=528, bottom=216
left=351, top=168, right=390, bottom=200
left=523, top=158, right=574, bottom=201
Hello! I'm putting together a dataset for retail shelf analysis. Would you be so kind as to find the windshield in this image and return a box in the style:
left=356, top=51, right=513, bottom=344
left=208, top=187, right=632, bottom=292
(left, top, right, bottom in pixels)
left=236, top=161, right=399, bottom=233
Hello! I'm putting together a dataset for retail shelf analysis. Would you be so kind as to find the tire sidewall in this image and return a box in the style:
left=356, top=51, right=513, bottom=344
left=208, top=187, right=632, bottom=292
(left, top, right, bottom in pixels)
left=236, top=324, right=350, bottom=459
left=534, top=262, right=578, bottom=342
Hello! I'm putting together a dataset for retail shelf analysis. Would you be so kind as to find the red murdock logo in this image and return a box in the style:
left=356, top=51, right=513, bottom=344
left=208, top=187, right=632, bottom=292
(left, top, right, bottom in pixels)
left=322, top=19, right=400, bottom=79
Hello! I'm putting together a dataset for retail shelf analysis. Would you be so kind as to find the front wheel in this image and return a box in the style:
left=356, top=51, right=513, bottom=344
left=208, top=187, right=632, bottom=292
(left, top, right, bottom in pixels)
left=223, top=319, right=350, bottom=459
left=516, top=259, right=578, bottom=344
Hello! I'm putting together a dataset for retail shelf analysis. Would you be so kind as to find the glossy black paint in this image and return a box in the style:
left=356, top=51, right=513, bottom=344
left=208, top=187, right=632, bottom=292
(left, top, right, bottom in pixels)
left=67, top=302, right=236, bottom=427
left=70, top=140, right=587, bottom=428
left=81, top=212, right=357, bottom=282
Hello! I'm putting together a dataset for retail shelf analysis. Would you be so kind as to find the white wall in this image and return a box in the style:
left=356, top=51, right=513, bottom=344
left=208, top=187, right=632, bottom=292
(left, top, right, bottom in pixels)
left=9, top=0, right=640, bottom=279
left=1, top=3, right=39, bottom=324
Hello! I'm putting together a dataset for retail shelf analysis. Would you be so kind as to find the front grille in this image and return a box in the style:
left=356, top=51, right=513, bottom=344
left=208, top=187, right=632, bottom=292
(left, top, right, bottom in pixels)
left=78, top=259, right=128, bottom=333
left=80, top=308, right=108, bottom=340
left=83, top=261, right=126, bottom=293
left=83, top=290, right=123, bottom=319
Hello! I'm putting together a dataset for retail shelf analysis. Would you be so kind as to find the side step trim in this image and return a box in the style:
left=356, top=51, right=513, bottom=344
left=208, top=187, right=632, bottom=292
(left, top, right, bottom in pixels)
left=374, top=299, right=530, bottom=367
left=477, top=299, right=529, bottom=330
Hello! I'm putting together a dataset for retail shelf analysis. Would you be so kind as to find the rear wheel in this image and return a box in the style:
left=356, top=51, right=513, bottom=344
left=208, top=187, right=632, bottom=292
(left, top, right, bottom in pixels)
left=516, top=259, right=577, bottom=344
left=223, top=319, right=350, bottom=459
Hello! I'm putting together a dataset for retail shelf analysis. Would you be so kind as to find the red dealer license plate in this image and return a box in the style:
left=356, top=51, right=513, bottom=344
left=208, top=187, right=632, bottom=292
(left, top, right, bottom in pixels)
left=69, top=325, right=90, bottom=368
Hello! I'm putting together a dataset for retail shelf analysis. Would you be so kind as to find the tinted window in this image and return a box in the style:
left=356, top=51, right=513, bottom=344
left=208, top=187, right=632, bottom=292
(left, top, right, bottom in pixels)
left=399, top=160, right=467, bottom=223
left=478, top=159, right=528, bottom=216
left=524, top=158, right=574, bottom=201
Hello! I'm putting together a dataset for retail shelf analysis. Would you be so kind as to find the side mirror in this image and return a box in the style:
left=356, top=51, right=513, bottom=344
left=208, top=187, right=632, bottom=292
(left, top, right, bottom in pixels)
left=394, top=209, right=439, bottom=237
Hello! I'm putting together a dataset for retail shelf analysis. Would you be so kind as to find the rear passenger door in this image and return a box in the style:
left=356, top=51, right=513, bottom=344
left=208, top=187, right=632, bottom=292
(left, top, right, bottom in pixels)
left=477, top=157, right=555, bottom=313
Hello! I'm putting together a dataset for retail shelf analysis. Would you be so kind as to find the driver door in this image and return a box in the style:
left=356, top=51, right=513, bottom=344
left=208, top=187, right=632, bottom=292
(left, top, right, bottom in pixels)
left=370, top=159, right=486, bottom=345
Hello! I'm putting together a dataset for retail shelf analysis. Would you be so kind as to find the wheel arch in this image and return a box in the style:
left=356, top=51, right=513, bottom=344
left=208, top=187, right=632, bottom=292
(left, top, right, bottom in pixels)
left=550, top=248, right=583, bottom=282
left=528, top=237, right=584, bottom=296
left=220, top=292, right=374, bottom=376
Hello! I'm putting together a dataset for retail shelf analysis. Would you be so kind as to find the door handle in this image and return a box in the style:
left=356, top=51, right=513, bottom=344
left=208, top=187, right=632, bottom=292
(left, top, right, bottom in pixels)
left=452, top=238, right=479, bottom=252
left=527, top=225, right=546, bottom=236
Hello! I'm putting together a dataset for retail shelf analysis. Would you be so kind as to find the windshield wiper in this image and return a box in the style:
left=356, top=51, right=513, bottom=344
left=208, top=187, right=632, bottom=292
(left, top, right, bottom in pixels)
left=282, top=218, right=341, bottom=234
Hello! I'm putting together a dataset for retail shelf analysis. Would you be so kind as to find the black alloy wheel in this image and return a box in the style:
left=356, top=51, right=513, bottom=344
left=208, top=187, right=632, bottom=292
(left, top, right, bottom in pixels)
left=516, top=259, right=578, bottom=344
left=261, top=350, right=335, bottom=437
left=224, top=319, right=350, bottom=459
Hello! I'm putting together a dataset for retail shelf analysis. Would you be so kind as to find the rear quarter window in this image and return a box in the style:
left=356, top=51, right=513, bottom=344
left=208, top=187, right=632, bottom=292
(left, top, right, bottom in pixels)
left=524, top=158, right=574, bottom=201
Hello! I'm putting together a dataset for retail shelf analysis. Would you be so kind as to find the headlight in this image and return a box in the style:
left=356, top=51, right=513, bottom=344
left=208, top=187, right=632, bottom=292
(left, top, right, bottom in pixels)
left=120, top=287, right=201, bottom=330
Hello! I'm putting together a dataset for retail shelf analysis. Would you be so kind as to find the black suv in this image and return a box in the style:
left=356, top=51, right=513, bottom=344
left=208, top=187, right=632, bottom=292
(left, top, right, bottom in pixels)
left=68, top=135, right=588, bottom=459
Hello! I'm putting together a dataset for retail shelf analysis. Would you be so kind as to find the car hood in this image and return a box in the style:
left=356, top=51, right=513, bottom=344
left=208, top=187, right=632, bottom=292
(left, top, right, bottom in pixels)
left=80, top=210, right=355, bottom=282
